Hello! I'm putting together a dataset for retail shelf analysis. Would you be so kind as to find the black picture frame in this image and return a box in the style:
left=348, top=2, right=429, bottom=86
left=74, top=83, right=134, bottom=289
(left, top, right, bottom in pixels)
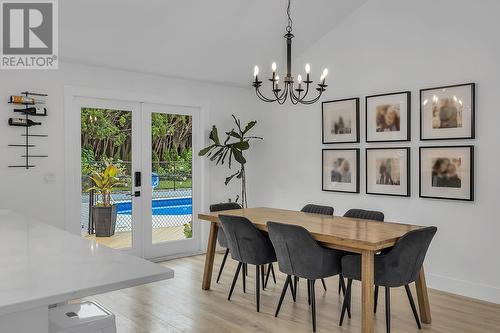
left=420, top=82, right=475, bottom=141
left=322, top=148, right=360, bottom=193
left=419, top=145, right=474, bottom=201
left=365, top=91, right=411, bottom=143
left=322, top=97, right=360, bottom=144
left=365, top=147, right=411, bottom=197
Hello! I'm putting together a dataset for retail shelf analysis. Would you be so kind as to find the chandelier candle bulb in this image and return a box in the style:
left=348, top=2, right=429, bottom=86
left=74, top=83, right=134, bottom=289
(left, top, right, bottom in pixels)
left=254, top=66, right=259, bottom=79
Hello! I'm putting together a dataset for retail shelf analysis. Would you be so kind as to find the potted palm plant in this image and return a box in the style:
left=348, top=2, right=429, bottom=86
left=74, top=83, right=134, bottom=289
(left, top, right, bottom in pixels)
left=87, top=161, right=125, bottom=237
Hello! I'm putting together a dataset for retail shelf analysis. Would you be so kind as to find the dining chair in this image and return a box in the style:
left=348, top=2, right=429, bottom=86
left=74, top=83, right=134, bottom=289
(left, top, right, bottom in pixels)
left=341, top=209, right=385, bottom=297
left=268, top=221, right=344, bottom=332
left=219, top=215, right=277, bottom=312
left=297, top=204, right=335, bottom=293
left=209, top=202, right=242, bottom=283
left=339, top=226, right=437, bottom=333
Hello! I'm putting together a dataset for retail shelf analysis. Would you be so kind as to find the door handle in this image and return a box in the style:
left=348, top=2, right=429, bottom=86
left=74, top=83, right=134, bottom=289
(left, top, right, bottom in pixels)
left=127, top=191, right=141, bottom=197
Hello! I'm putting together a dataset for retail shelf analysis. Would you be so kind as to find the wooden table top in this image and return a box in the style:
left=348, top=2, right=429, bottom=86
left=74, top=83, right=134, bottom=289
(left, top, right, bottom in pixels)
left=198, top=207, right=424, bottom=252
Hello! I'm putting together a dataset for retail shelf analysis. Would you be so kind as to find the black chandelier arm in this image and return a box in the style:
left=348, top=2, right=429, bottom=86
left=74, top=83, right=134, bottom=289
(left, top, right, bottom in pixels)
left=255, top=86, right=279, bottom=102
left=289, top=83, right=324, bottom=105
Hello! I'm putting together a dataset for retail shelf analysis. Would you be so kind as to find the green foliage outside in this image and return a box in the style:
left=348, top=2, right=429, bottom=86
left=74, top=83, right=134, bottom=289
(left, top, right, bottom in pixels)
left=81, top=108, right=192, bottom=191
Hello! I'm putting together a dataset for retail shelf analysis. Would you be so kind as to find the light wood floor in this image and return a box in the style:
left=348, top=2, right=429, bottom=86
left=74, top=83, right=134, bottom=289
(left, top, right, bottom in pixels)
left=84, top=226, right=186, bottom=249
left=89, top=254, right=500, bottom=333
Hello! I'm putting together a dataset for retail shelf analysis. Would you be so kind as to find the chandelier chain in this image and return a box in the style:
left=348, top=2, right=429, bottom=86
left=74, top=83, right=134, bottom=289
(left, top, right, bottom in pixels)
left=286, top=0, right=293, bottom=33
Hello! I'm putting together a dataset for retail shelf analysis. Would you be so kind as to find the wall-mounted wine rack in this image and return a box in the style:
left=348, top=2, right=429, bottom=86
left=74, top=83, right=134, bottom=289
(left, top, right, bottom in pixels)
left=8, top=92, right=48, bottom=169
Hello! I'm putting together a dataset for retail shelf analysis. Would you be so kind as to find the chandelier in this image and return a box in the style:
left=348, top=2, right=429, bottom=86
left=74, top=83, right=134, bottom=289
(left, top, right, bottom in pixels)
left=252, top=0, right=328, bottom=105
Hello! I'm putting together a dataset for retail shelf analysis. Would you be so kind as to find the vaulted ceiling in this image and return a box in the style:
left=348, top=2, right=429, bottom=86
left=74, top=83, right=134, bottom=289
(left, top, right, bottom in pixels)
left=60, top=0, right=367, bottom=86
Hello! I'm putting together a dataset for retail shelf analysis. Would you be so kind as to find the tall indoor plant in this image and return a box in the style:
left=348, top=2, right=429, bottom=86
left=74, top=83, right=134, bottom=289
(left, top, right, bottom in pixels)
left=87, top=160, right=125, bottom=237
left=199, top=115, right=262, bottom=208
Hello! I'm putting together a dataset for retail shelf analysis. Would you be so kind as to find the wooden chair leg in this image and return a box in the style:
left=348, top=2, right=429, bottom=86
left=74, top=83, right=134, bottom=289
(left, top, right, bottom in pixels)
left=216, top=248, right=229, bottom=283
left=405, top=284, right=422, bottom=329
left=275, top=275, right=291, bottom=317
left=374, top=285, right=379, bottom=313
left=321, top=278, right=327, bottom=291
left=228, top=262, right=242, bottom=301
left=339, top=279, right=352, bottom=326
left=310, top=280, right=317, bottom=332
left=385, top=287, right=391, bottom=333
left=256, top=265, right=261, bottom=312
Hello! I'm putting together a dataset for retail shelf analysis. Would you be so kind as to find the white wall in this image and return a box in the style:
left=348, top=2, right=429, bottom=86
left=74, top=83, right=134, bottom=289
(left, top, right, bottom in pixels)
left=0, top=62, right=260, bottom=236
left=250, top=0, right=500, bottom=304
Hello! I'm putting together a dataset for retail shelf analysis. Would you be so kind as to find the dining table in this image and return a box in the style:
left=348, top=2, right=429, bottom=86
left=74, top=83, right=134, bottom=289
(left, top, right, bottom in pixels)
left=198, top=207, right=431, bottom=333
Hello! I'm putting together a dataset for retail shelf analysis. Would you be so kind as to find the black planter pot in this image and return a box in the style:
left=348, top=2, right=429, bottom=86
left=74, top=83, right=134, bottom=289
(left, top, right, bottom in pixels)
left=92, top=205, right=117, bottom=237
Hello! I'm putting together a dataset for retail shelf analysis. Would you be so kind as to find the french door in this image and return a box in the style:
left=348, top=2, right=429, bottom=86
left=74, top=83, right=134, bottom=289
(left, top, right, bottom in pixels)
left=76, top=96, right=201, bottom=260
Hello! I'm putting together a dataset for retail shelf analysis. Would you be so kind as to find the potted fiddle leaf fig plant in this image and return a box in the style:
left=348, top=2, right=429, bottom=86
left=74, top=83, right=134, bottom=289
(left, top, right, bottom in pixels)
left=198, top=115, right=262, bottom=208
left=87, top=160, right=125, bottom=237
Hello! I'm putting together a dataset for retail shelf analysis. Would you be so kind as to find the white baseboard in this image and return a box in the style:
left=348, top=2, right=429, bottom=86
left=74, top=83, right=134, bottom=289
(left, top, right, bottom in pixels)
left=426, top=272, right=500, bottom=305
left=149, top=250, right=204, bottom=263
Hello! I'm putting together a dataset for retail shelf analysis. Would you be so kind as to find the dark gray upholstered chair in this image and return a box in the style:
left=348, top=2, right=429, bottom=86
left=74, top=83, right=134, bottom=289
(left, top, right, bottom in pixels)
left=219, top=215, right=277, bottom=312
left=339, top=226, right=437, bottom=333
left=209, top=202, right=242, bottom=283
left=268, top=222, right=344, bottom=332
left=340, top=209, right=385, bottom=296
left=298, top=204, right=335, bottom=292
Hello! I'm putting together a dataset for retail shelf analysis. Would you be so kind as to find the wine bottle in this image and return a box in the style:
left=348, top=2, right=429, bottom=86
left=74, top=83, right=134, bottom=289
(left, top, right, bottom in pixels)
left=14, top=107, right=47, bottom=116
left=9, top=95, right=45, bottom=104
left=8, top=118, right=42, bottom=127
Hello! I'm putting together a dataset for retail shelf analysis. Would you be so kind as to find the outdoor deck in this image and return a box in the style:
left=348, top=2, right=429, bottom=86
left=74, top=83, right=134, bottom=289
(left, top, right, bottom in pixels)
left=84, top=225, right=186, bottom=249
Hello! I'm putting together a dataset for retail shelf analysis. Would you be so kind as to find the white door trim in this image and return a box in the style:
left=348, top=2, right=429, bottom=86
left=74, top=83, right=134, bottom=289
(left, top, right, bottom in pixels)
left=63, top=85, right=209, bottom=257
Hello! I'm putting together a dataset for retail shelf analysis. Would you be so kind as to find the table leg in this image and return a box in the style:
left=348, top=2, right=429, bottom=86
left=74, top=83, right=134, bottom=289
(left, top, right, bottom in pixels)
left=415, top=266, right=432, bottom=324
left=202, top=222, right=219, bottom=290
left=361, top=250, right=375, bottom=333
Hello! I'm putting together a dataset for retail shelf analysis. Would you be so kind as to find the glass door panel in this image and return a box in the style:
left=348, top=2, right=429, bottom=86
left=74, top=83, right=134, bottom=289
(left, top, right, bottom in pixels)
left=78, top=98, right=142, bottom=256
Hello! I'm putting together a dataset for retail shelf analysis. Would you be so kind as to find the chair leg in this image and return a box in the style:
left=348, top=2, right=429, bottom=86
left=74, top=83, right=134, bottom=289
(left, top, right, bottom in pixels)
left=385, top=287, right=391, bottom=333
left=216, top=248, right=229, bottom=283
left=228, top=262, right=242, bottom=301
left=256, top=265, right=261, bottom=312
left=321, top=278, right=327, bottom=291
left=264, top=263, right=272, bottom=288
left=307, top=278, right=311, bottom=305
left=339, top=278, right=352, bottom=326
left=310, top=280, right=317, bottom=332
left=261, top=265, right=266, bottom=290
left=289, top=276, right=297, bottom=302
left=405, top=284, right=422, bottom=329
left=241, top=262, right=246, bottom=293
left=293, top=276, right=299, bottom=300
left=244, top=263, right=248, bottom=276
left=275, top=275, right=291, bottom=317
left=271, top=264, right=277, bottom=283
left=374, top=285, right=379, bottom=313
left=339, top=273, right=346, bottom=296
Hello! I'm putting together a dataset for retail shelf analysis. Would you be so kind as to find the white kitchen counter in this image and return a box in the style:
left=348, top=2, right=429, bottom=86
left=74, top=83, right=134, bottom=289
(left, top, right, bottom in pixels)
left=0, top=209, right=174, bottom=332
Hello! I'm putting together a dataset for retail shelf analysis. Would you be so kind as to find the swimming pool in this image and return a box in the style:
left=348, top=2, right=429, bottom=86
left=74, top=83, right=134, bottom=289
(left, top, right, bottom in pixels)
left=116, top=197, right=192, bottom=216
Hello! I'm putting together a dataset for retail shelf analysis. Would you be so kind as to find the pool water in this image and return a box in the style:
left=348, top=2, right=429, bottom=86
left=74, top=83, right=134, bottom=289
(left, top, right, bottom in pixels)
left=116, top=197, right=192, bottom=216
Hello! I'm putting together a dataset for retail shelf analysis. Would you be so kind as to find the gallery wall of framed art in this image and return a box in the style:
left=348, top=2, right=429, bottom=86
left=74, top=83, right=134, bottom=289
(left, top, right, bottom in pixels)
left=321, top=82, right=476, bottom=201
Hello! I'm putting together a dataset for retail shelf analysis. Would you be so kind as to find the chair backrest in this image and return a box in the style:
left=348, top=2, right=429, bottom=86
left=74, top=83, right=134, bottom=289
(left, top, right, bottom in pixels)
left=209, top=202, right=242, bottom=248
left=344, top=208, right=384, bottom=221
left=209, top=202, right=242, bottom=212
left=383, top=226, right=437, bottom=286
left=267, top=222, right=326, bottom=277
left=219, top=215, right=275, bottom=265
left=301, top=204, right=334, bottom=215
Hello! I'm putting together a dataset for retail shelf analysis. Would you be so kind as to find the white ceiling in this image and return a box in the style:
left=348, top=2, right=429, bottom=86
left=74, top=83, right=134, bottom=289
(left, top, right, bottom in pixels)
left=60, top=0, right=366, bottom=86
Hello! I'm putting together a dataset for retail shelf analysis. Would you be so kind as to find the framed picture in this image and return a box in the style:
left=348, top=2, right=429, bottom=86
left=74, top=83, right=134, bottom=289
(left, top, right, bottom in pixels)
left=322, top=148, right=360, bottom=193
left=322, top=98, right=359, bottom=143
left=419, top=146, right=474, bottom=201
left=420, top=83, right=475, bottom=140
left=365, top=91, right=411, bottom=142
left=366, top=148, right=410, bottom=197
